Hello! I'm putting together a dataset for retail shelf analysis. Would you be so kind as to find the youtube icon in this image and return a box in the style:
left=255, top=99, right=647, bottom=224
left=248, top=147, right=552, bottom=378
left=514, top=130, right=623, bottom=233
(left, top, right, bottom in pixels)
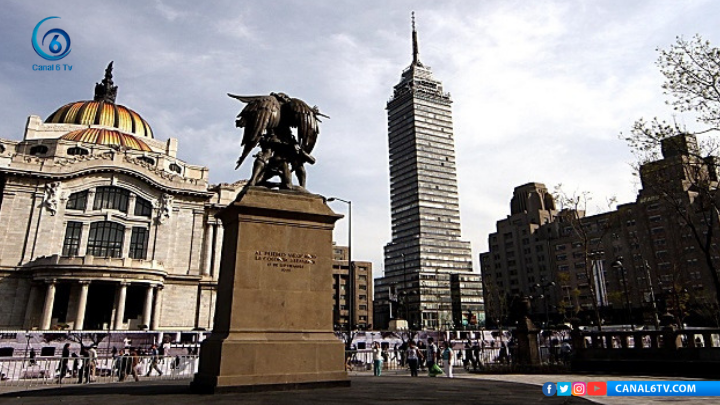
left=588, top=382, right=607, bottom=396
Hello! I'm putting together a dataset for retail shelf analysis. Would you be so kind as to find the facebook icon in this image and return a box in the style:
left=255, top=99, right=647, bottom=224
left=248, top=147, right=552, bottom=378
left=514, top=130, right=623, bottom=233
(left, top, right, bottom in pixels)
left=543, top=382, right=557, bottom=396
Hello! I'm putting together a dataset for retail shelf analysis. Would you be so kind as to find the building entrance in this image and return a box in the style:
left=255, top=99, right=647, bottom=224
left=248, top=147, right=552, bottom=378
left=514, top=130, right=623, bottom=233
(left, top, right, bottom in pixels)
left=84, top=283, right=115, bottom=330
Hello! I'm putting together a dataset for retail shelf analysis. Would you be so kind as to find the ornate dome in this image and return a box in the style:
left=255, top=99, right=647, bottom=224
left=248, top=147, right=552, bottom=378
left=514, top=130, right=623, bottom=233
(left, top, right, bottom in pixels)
left=61, top=128, right=152, bottom=152
left=44, top=62, right=154, bottom=139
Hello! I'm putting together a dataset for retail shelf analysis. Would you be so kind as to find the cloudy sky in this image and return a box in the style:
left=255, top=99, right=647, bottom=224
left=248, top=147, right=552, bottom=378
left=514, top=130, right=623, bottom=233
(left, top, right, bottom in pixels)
left=1, top=1, right=719, bottom=277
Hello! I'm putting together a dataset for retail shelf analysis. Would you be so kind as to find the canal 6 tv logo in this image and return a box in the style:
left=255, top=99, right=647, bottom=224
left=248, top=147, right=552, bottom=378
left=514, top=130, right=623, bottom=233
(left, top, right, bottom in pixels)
left=32, top=16, right=71, bottom=61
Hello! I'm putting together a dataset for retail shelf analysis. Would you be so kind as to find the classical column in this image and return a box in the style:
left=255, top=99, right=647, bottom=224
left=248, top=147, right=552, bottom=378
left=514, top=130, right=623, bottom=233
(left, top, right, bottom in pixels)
left=75, top=281, right=90, bottom=330
left=23, top=283, right=39, bottom=329
left=151, top=285, right=163, bottom=330
left=114, top=282, right=129, bottom=330
left=142, top=284, right=155, bottom=328
left=40, top=280, right=57, bottom=330
left=201, top=223, right=213, bottom=277
left=212, top=225, right=223, bottom=278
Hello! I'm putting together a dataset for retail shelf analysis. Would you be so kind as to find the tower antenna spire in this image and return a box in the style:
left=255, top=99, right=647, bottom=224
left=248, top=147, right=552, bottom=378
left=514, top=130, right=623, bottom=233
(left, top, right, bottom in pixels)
left=412, top=11, right=420, bottom=66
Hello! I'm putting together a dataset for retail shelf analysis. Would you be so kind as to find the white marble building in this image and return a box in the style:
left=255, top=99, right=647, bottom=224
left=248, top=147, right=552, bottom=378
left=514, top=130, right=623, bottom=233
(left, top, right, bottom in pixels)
left=0, top=63, right=242, bottom=331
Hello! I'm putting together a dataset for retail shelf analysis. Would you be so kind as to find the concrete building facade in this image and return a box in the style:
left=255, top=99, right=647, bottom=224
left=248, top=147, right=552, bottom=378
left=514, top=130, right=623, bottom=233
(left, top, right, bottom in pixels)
left=481, top=134, right=720, bottom=327
left=331, top=245, right=373, bottom=330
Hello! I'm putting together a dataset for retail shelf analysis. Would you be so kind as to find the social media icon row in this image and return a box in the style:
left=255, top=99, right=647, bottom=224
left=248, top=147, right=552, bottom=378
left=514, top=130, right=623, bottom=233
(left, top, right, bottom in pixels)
left=543, top=381, right=607, bottom=396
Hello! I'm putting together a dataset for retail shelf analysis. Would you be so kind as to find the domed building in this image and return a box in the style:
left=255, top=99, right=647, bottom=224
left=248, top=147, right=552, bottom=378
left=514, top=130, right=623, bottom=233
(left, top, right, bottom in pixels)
left=0, top=63, right=243, bottom=331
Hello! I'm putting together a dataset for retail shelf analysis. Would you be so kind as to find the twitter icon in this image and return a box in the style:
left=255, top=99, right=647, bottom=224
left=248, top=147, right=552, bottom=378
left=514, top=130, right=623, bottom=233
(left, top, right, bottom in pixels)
left=557, top=382, right=571, bottom=396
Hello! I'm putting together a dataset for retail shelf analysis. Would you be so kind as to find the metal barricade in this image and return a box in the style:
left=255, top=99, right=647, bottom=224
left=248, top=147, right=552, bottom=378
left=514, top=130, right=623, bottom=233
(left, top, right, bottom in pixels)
left=0, top=355, right=198, bottom=387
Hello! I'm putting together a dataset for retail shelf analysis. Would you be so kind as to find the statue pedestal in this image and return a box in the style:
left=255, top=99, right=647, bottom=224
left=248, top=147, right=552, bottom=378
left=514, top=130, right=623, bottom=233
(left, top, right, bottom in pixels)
left=191, top=187, right=349, bottom=393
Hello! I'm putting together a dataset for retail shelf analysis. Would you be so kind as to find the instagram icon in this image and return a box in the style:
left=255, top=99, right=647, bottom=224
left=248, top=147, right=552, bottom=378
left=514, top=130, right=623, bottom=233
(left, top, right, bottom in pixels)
left=572, top=382, right=586, bottom=396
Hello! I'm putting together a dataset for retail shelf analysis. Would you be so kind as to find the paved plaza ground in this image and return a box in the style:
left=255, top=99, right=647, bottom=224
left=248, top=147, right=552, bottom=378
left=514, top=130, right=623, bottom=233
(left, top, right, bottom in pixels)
left=0, top=369, right=717, bottom=405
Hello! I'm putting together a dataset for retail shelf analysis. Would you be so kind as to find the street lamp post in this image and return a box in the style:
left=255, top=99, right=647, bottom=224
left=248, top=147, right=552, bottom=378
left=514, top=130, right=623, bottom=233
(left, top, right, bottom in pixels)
left=534, top=277, right=556, bottom=328
left=327, top=197, right=352, bottom=336
left=22, top=332, right=31, bottom=368
left=643, top=261, right=660, bottom=330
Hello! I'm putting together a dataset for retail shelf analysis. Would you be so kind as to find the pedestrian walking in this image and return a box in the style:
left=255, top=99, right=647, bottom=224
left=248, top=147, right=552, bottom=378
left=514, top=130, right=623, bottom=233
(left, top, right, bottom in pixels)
left=372, top=342, right=383, bottom=376
left=426, top=338, right=439, bottom=376
left=87, top=345, right=98, bottom=383
left=146, top=344, right=163, bottom=377
left=129, top=348, right=141, bottom=381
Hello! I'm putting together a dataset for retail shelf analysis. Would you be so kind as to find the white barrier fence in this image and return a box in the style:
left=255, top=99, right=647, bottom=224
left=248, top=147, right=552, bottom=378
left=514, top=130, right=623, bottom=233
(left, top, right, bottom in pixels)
left=345, top=347, right=506, bottom=371
left=0, top=355, right=198, bottom=387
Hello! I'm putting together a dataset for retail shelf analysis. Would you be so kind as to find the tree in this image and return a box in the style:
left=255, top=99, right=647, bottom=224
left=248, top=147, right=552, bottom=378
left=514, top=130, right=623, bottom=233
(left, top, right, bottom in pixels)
left=553, top=186, right=618, bottom=331
left=624, top=35, right=720, bottom=314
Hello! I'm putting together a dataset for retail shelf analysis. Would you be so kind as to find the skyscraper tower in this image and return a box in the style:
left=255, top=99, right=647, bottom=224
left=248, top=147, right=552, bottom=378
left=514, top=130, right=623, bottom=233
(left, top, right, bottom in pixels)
left=374, top=14, right=481, bottom=330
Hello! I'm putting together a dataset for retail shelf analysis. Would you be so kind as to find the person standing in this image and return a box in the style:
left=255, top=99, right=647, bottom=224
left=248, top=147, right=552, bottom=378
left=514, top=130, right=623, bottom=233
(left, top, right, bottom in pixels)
left=87, top=345, right=97, bottom=383
left=57, top=343, right=71, bottom=383
left=371, top=342, right=383, bottom=376
left=417, top=341, right=427, bottom=371
left=498, top=342, right=509, bottom=364
left=29, top=348, right=37, bottom=366
left=77, top=346, right=89, bottom=384
left=441, top=342, right=455, bottom=378
left=405, top=341, right=422, bottom=377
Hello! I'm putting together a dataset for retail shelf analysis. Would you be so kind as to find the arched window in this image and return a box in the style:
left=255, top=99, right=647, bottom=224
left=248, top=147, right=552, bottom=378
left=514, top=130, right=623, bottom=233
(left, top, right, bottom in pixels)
left=29, top=145, right=48, bottom=156
left=66, top=190, right=88, bottom=211
left=169, top=163, right=182, bottom=174
left=93, top=186, right=129, bottom=212
left=134, top=196, right=152, bottom=217
left=67, top=147, right=89, bottom=156
left=87, top=221, right=125, bottom=258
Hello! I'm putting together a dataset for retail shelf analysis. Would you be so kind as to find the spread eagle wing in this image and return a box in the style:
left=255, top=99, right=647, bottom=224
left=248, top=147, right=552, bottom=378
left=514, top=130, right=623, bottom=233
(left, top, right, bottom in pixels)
left=283, top=98, right=329, bottom=155
left=228, top=93, right=282, bottom=169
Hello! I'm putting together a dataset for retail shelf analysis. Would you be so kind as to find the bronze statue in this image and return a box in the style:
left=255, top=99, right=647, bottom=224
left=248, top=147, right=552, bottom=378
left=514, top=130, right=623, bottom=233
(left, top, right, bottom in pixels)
left=229, top=92, right=327, bottom=191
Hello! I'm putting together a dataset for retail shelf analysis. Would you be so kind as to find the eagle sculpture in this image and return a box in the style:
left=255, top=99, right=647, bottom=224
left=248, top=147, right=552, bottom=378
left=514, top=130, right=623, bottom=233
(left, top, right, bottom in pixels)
left=228, top=92, right=327, bottom=190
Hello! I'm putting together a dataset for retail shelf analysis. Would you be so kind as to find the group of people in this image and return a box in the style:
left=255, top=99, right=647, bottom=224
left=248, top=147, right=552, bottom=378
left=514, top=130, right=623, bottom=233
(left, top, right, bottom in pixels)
left=56, top=343, right=163, bottom=383
left=56, top=343, right=98, bottom=384
left=372, top=337, right=457, bottom=378
left=111, top=344, right=163, bottom=382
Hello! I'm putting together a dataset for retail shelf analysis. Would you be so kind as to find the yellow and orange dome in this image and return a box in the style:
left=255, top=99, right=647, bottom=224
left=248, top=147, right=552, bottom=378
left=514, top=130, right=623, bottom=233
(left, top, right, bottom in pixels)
left=46, top=100, right=153, bottom=139
left=61, top=128, right=152, bottom=152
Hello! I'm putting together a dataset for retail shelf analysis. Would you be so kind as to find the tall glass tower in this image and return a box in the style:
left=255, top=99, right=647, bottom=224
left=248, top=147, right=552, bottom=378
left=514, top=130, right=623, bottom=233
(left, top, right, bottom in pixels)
left=375, top=15, right=480, bottom=330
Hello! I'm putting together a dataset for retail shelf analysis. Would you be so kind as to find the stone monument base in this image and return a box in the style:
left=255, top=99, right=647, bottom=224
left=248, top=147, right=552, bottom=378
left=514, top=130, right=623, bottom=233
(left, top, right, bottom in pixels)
left=191, top=334, right=349, bottom=393
left=191, top=187, right=349, bottom=393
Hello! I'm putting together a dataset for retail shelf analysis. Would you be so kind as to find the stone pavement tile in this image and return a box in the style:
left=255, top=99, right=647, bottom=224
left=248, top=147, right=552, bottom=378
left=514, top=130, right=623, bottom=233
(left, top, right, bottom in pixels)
left=0, top=375, right=591, bottom=405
